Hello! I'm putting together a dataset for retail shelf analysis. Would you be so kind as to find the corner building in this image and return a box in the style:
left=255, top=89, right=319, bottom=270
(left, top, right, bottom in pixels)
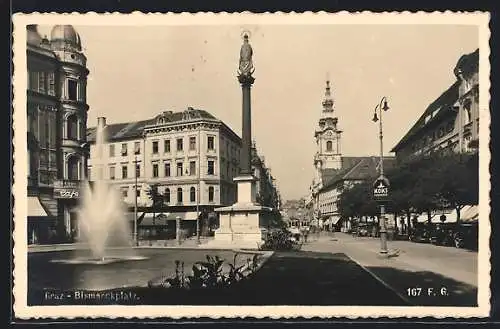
left=86, top=108, right=242, bottom=226
left=26, top=25, right=89, bottom=244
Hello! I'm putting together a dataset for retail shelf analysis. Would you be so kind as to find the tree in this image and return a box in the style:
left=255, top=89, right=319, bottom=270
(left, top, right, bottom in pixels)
left=146, top=184, right=164, bottom=226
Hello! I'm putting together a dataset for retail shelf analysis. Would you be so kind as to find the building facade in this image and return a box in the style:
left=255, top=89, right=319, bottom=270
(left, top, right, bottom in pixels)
left=391, top=49, right=479, bottom=159
left=309, top=79, right=343, bottom=225
left=317, top=156, right=396, bottom=231
left=251, top=142, right=281, bottom=210
left=27, top=25, right=90, bottom=244
left=86, top=108, right=242, bottom=233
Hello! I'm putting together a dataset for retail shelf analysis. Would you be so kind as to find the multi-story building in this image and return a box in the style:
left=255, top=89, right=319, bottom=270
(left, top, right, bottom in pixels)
left=86, top=107, right=242, bottom=233
left=308, top=79, right=397, bottom=230
left=317, top=156, right=396, bottom=231
left=310, top=79, right=344, bottom=222
left=27, top=25, right=90, bottom=244
left=391, top=49, right=479, bottom=159
left=251, top=142, right=281, bottom=210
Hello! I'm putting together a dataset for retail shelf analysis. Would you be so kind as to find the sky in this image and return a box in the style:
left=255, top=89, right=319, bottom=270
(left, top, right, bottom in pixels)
left=38, top=24, right=479, bottom=201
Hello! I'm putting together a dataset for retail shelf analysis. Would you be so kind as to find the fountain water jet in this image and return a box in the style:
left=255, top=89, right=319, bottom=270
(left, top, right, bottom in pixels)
left=51, top=117, right=147, bottom=264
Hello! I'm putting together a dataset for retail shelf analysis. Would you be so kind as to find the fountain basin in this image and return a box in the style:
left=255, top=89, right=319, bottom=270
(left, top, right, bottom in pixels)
left=50, top=255, right=148, bottom=265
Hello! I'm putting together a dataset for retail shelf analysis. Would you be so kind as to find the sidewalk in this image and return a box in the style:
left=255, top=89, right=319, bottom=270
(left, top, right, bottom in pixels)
left=28, top=237, right=214, bottom=253
left=302, top=232, right=478, bottom=306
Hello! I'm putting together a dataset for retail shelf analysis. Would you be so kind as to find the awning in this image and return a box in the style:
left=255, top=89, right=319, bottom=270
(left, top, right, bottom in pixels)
left=331, top=216, right=341, bottom=225
left=28, top=197, right=48, bottom=217
left=460, top=205, right=479, bottom=222
left=138, top=211, right=200, bottom=226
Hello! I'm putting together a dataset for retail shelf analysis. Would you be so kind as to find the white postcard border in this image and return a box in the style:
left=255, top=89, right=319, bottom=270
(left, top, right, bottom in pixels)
left=12, top=11, right=491, bottom=319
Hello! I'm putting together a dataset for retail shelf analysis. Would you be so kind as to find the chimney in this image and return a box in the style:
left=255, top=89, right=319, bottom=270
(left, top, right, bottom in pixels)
left=97, top=117, right=106, bottom=128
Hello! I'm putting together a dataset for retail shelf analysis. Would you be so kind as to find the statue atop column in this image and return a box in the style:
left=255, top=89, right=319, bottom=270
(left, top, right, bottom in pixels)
left=238, top=32, right=254, bottom=77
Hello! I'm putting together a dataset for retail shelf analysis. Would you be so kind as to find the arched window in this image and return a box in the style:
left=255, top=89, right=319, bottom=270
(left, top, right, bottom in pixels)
left=326, top=141, right=333, bottom=152
left=67, top=115, right=78, bottom=140
left=67, top=156, right=79, bottom=180
left=208, top=186, right=214, bottom=203
left=190, top=187, right=196, bottom=202
left=177, top=188, right=183, bottom=204
left=165, top=188, right=170, bottom=204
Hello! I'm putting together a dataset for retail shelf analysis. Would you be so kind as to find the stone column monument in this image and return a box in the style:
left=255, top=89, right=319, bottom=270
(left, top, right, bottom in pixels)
left=204, top=32, right=271, bottom=249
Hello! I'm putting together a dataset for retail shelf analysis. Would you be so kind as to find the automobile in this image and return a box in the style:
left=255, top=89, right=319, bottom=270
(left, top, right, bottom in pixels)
left=356, top=223, right=370, bottom=237
left=409, top=223, right=432, bottom=243
left=430, top=223, right=455, bottom=246
left=453, top=222, right=478, bottom=250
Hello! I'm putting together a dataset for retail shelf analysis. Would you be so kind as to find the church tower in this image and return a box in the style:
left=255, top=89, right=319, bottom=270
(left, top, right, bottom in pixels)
left=313, top=79, right=342, bottom=174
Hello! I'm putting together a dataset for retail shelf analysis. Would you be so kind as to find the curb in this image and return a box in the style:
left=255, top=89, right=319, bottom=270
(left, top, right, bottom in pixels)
left=346, top=254, right=413, bottom=306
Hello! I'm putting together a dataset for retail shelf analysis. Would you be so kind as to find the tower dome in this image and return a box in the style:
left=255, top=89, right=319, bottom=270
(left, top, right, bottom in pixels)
left=50, top=25, right=82, bottom=50
left=27, top=25, right=42, bottom=46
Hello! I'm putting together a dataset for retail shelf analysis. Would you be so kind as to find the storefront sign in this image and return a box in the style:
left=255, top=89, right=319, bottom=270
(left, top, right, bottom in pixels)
left=54, top=180, right=81, bottom=199
left=373, top=175, right=390, bottom=201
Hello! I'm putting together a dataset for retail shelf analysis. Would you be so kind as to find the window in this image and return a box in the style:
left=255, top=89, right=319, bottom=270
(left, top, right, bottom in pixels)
left=67, top=115, right=78, bottom=140
left=136, top=164, right=141, bottom=177
left=189, top=137, right=196, bottom=151
left=176, top=138, right=183, bottom=151
left=164, top=163, right=171, bottom=177
left=109, top=166, right=115, bottom=180
left=38, top=72, right=46, bottom=94
left=48, top=72, right=55, bottom=96
left=87, top=168, right=91, bottom=180
left=152, top=163, right=159, bottom=178
left=165, top=188, right=170, bottom=203
left=122, top=165, right=128, bottom=179
left=68, top=79, right=78, bottom=101
left=122, top=189, right=128, bottom=198
left=67, top=156, right=79, bottom=180
left=136, top=189, right=141, bottom=198
left=164, top=140, right=170, bottom=153
left=208, top=186, right=214, bottom=203
left=152, top=141, right=159, bottom=154
left=121, top=143, right=128, bottom=156
left=134, top=142, right=141, bottom=155
left=326, top=141, right=333, bottom=151
left=207, top=160, right=215, bottom=175
left=109, top=144, right=115, bottom=157
left=190, top=187, right=196, bottom=202
left=177, top=188, right=183, bottom=204
left=190, top=161, right=196, bottom=176
left=208, top=136, right=215, bottom=150
left=176, top=162, right=183, bottom=176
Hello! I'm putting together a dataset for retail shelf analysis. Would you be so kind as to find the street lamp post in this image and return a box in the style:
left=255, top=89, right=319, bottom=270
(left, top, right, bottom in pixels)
left=372, top=96, right=390, bottom=254
left=134, top=154, right=138, bottom=246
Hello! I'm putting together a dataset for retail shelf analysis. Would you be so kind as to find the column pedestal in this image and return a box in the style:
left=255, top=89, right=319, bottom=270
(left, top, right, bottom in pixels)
left=201, top=175, right=272, bottom=250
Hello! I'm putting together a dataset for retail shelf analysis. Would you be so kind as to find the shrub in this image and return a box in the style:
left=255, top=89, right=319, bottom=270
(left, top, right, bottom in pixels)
left=148, top=253, right=261, bottom=290
left=260, top=229, right=301, bottom=251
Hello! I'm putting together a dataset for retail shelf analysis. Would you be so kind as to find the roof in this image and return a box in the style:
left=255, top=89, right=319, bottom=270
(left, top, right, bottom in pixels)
left=86, top=108, right=238, bottom=143
left=391, top=49, right=479, bottom=153
left=321, top=156, right=396, bottom=190
left=86, top=119, right=154, bottom=142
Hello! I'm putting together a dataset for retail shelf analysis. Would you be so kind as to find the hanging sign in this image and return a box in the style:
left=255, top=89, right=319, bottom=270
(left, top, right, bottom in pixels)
left=373, top=175, right=390, bottom=202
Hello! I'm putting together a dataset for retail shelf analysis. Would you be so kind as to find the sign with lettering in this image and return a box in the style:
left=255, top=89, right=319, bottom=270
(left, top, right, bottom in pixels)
left=373, top=175, right=390, bottom=201
left=54, top=180, right=81, bottom=199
